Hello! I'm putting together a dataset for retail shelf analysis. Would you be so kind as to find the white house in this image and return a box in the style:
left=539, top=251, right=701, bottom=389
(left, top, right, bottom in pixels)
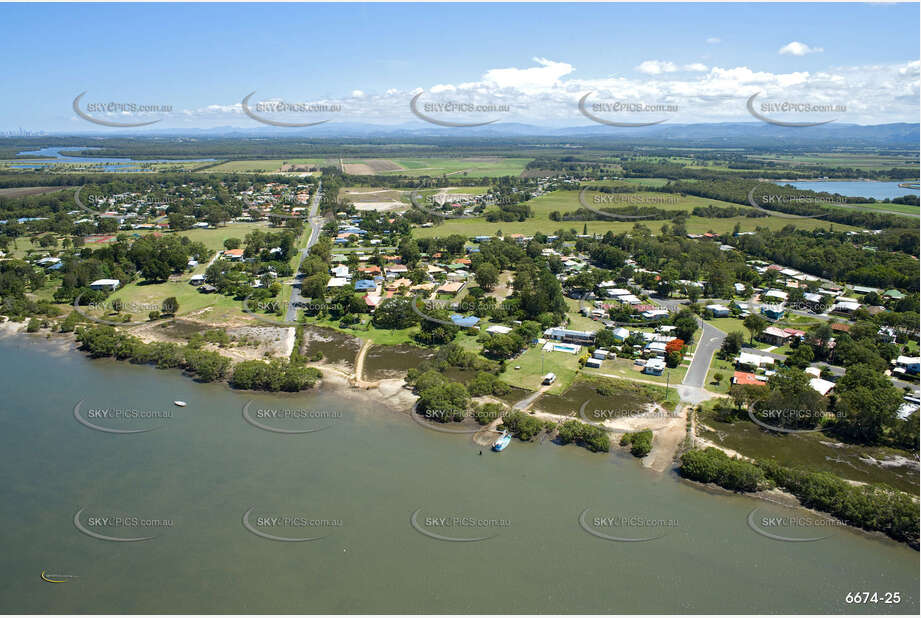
left=706, top=304, right=730, bottom=317
left=89, top=279, right=120, bottom=291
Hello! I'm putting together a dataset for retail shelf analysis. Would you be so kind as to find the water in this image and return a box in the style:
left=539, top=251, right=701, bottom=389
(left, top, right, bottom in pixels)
left=11, top=147, right=213, bottom=172
left=777, top=181, right=919, bottom=201
left=0, top=335, right=917, bottom=613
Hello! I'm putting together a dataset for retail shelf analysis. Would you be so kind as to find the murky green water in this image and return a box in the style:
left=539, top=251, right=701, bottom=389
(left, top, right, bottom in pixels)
left=0, top=336, right=917, bottom=613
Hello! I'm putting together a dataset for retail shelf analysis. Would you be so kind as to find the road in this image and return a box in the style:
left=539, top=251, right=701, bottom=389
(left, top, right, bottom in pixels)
left=285, top=181, right=323, bottom=323
left=656, top=298, right=726, bottom=405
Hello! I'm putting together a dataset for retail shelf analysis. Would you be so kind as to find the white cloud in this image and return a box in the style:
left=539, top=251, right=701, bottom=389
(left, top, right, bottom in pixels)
left=174, top=57, right=920, bottom=127
left=779, top=41, right=824, bottom=56
left=636, top=60, right=678, bottom=75
left=480, top=57, right=573, bottom=93
left=706, top=37, right=721, bottom=44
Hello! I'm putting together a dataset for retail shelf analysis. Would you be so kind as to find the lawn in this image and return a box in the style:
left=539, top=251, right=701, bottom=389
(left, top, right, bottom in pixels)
left=300, top=315, right=417, bottom=346
left=703, top=357, right=736, bottom=394
left=499, top=345, right=583, bottom=395
left=583, top=356, right=688, bottom=388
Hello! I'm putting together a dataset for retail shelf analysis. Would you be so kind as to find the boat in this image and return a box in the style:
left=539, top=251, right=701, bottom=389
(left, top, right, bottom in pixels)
left=173, top=401, right=187, bottom=407
left=492, top=431, right=511, bottom=452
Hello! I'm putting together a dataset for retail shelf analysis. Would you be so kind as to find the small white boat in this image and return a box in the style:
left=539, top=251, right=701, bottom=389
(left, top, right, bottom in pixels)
left=173, top=401, right=187, bottom=407
left=492, top=430, right=512, bottom=452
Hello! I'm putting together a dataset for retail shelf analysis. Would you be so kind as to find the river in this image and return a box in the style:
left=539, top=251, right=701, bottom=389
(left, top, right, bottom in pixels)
left=10, top=147, right=213, bottom=172
left=776, top=181, right=919, bottom=201
left=0, top=335, right=917, bottom=613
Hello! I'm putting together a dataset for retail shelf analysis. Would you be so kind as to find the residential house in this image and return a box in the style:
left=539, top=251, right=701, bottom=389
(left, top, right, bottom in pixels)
left=543, top=327, right=596, bottom=346
left=89, top=279, right=120, bottom=291
left=760, top=326, right=792, bottom=346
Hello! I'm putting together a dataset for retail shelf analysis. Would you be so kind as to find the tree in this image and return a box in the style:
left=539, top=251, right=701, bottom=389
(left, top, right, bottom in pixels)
left=743, top=313, right=767, bottom=344
left=475, top=262, right=499, bottom=291
left=832, top=363, right=902, bottom=445
left=161, top=297, right=179, bottom=316
left=720, top=331, right=745, bottom=358
left=223, top=238, right=242, bottom=250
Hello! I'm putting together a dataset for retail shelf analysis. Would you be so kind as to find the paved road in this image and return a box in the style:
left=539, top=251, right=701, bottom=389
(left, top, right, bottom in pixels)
left=285, top=181, right=323, bottom=323
left=657, top=299, right=726, bottom=390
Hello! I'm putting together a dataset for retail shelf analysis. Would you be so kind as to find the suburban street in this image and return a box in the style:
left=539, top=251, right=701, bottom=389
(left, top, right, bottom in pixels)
left=285, top=181, right=323, bottom=323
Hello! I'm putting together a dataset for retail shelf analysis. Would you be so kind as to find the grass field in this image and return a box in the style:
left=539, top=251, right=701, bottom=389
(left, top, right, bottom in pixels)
left=412, top=187, right=848, bottom=239
left=139, top=222, right=273, bottom=253
left=103, top=279, right=244, bottom=323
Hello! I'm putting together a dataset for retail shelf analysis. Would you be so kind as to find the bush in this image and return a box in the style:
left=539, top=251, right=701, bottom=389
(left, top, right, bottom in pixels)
left=500, top=410, right=545, bottom=441
left=474, top=403, right=506, bottom=425
left=620, top=429, right=653, bottom=457
left=26, top=318, right=41, bottom=333
left=758, top=459, right=919, bottom=548
left=557, top=419, right=611, bottom=453
left=679, top=447, right=765, bottom=492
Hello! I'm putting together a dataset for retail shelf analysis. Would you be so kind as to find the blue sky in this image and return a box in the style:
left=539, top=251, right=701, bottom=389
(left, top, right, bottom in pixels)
left=0, top=2, right=918, bottom=131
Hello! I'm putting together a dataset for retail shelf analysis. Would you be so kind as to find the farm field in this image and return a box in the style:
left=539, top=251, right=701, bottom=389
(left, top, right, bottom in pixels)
left=0, top=186, right=65, bottom=198
left=748, top=152, right=919, bottom=171
left=202, top=159, right=328, bottom=173
left=355, top=157, right=533, bottom=178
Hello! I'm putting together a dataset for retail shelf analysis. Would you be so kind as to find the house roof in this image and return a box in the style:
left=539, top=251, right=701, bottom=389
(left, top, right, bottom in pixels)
left=733, top=371, right=766, bottom=386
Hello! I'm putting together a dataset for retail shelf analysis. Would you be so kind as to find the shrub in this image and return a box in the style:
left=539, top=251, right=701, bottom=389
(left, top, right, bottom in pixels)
left=620, top=429, right=653, bottom=457
left=679, top=447, right=765, bottom=492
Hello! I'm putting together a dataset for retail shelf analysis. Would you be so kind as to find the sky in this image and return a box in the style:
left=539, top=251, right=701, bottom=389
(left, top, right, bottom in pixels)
left=0, top=2, right=918, bottom=132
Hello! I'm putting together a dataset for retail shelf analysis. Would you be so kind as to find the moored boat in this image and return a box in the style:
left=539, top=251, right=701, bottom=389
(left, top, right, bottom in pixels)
left=492, top=430, right=511, bottom=452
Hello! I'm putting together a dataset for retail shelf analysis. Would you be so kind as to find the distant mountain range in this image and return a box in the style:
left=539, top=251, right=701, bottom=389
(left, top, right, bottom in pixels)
left=5, top=122, right=920, bottom=148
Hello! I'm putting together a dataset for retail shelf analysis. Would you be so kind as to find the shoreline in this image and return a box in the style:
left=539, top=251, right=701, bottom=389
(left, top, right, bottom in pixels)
left=2, top=319, right=916, bottom=550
